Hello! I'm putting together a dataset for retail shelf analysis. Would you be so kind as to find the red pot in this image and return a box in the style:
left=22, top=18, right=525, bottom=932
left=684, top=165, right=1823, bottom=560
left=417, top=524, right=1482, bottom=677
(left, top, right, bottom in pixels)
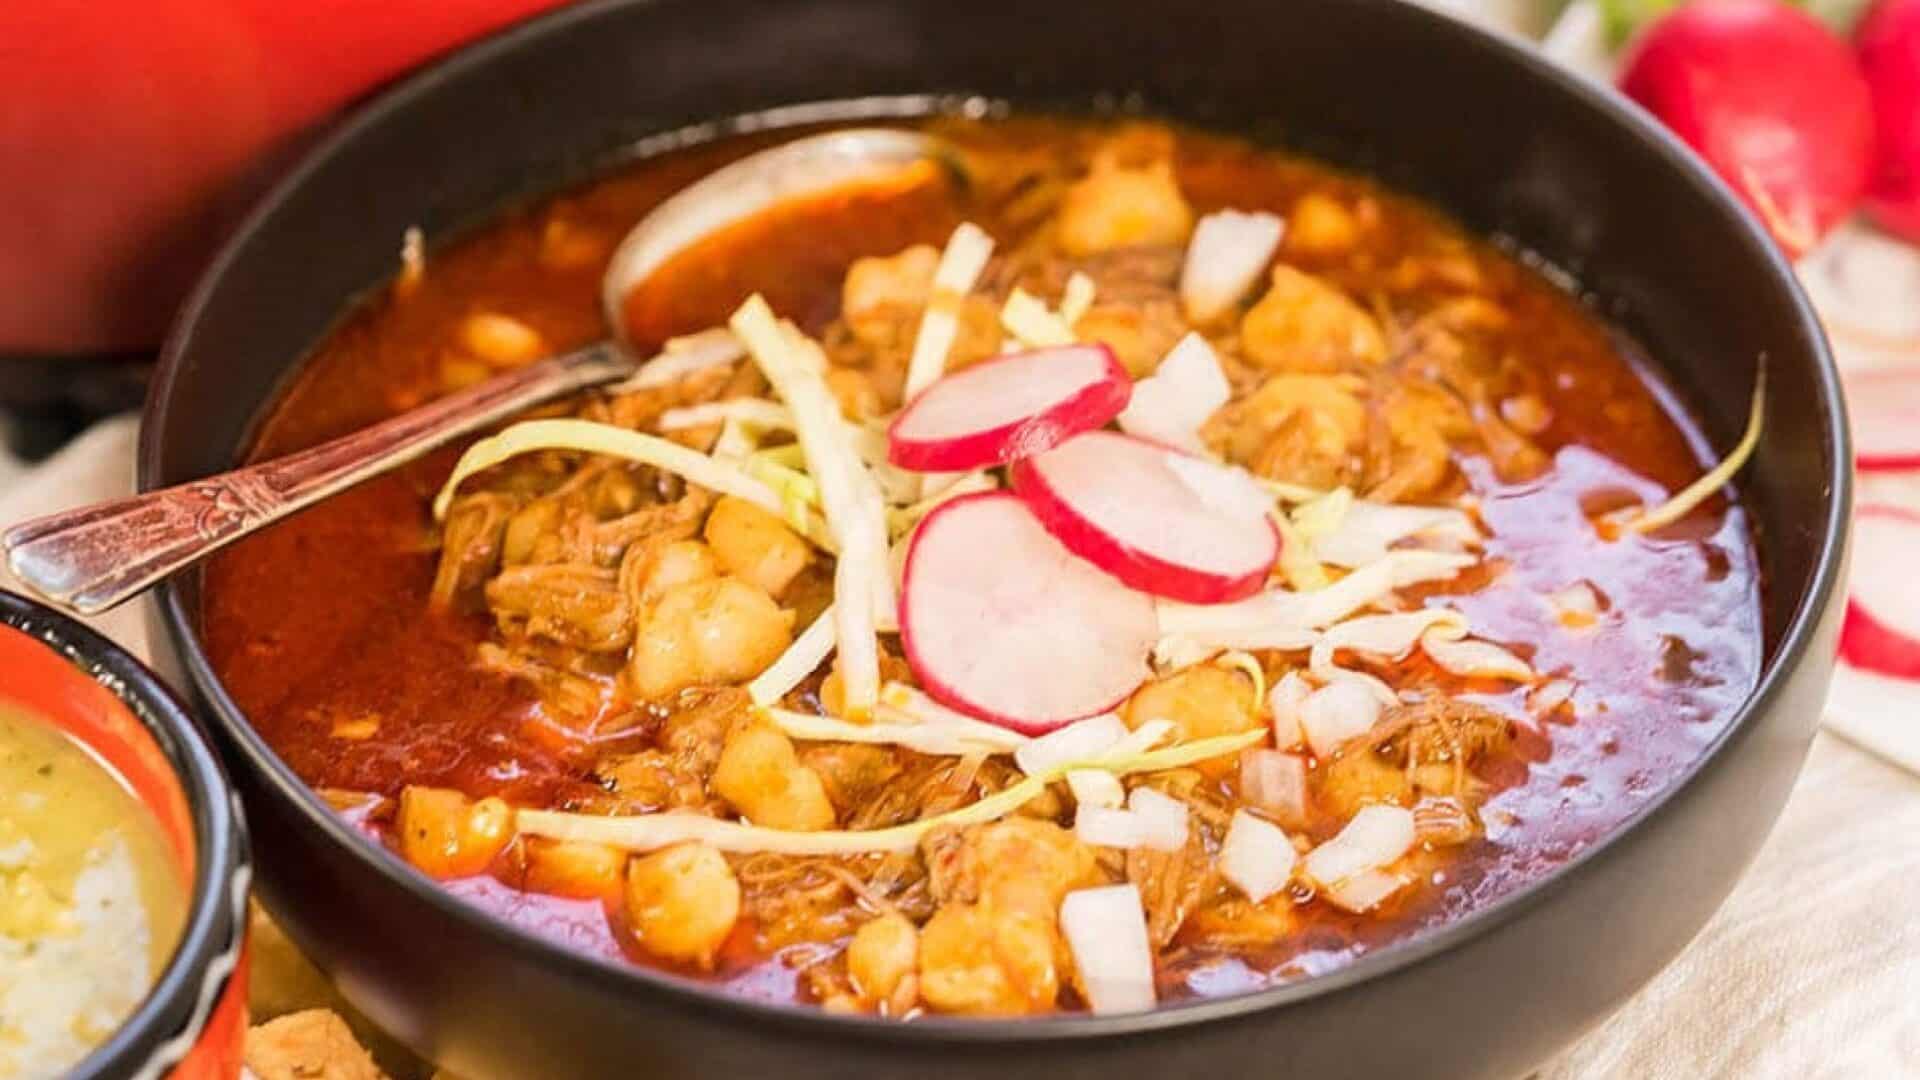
left=0, top=0, right=572, bottom=354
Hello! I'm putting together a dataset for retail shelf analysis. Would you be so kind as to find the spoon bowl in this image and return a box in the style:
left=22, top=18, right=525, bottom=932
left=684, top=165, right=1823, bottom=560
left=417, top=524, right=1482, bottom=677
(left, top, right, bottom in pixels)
left=1, top=128, right=963, bottom=616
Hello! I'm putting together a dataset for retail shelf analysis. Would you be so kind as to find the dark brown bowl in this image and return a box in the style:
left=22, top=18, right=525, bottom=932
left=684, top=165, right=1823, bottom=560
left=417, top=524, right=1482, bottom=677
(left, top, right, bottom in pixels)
left=0, top=589, right=250, bottom=1079
left=139, top=1, right=1851, bottom=1077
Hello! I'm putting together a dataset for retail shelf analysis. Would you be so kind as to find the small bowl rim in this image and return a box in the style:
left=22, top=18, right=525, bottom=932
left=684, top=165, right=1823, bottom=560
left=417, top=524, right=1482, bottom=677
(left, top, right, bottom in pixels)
left=0, top=590, right=250, bottom=1078
left=140, top=0, right=1851, bottom=1048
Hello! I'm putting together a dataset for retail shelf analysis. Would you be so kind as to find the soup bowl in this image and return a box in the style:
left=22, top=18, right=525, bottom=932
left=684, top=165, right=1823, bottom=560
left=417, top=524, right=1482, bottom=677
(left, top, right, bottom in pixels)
left=0, top=589, right=250, bottom=1079
left=140, top=0, right=1850, bottom=1076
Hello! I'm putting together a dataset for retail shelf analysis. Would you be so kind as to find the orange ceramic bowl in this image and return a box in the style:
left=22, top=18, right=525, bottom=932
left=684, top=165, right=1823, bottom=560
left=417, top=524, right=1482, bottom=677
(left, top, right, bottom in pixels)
left=0, top=590, right=250, bottom=1079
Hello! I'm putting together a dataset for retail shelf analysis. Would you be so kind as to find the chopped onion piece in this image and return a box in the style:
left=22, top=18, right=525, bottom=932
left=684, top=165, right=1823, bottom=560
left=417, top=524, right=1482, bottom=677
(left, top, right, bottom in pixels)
left=1313, top=609, right=1468, bottom=664
left=1268, top=671, right=1311, bottom=749
left=1013, top=713, right=1129, bottom=777
left=1220, top=809, right=1298, bottom=903
left=1181, top=210, right=1285, bottom=323
left=903, top=222, right=996, bottom=402
left=1299, top=680, right=1382, bottom=758
left=1421, top=628, right=1534, bottom=682
left=1239, top=750, right=1310, bottom=827
left=748, top=607, right=836, bottom=707
left=731, top=297, right=892, bottom=714
left=1550, top=581, right=1603, bottom=629
left=1304, top=805, right=1417, bottom=888
left=1289, top=487, right=1355, bottom=542
left=1075, top=805, right=1145, bottom=848
left=1001, top=288, right=1077, bottom=348
left=1066, top=768, right=1126, bottom=809
left=1060, top=885, right=1157, bottom=1015
left=1116, top=333, right=1232, bottom=452
left=1313, top=500, right=1479, bottom=569
left=1529, top=678, right=1577, bottom=718
left=1126, top=787, right=1190, bottom=851
left=432, top=418, right=783, bottom=522
left=1319, top=868, right=1406, bottom=913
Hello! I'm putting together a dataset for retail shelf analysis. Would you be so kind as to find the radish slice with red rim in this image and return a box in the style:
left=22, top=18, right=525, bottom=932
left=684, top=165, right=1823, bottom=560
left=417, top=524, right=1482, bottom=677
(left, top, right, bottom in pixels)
left=899, top=492, right=1156, bottom=733
left=887, top=344, right=1130, bottom=471
left=1840, top=503, right=1920, bottom=678
left=1845, top=368, right=1920, bottom=472
left=1010, top=431, right=1281, bottom=604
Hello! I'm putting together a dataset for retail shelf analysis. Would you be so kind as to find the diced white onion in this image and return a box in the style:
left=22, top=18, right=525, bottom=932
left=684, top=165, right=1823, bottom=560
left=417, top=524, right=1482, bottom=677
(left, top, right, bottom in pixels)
left=1313, top=500, right=1479, bottom=568
left=1528, top=678, right=1577, bottom=718
left=1421, top=628, right=1534, bottom=682
left=1066, top=768, right=1126, bottom=809
left=1319, top=868, right=1406, bottom=913
left=1219, top=809, right=1298, bottom=903
left=1299, top=680, right=1382, bottom=758
left=1239, top=749, right=1311, bottom=826
left=1267, top=671, right=1311, bottom=749
left=1304, top=804, right=1417, bottom=888
left=1126, top=787, right=1190, bottom=851
left=1116, top=332, right=1232, bottom=452
left=1550, top=581, right=1603, bottom=629
left=1013, top=714, right=1130, bottom=777
left=1181, top=210, right=1285, bottom=324
left=1075, top=805, right=1145, bottom=848
left=1059, top=885, right=1157, bottom=1015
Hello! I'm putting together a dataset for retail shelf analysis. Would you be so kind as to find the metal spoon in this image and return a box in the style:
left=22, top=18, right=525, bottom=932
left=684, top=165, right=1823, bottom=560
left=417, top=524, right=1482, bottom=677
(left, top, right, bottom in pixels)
left=3, top=128, right=967, bottom=616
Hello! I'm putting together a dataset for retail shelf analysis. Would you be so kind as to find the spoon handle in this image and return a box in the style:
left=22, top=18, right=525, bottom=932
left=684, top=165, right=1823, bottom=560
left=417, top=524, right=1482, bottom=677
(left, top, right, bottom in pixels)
left=3, top=342, right=632, bottom=616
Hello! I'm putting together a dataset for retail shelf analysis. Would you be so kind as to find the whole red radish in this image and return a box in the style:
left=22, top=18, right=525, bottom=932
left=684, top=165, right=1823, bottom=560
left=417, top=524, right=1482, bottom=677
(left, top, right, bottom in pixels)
left=1619, top=0, right=1876, bottom=257
left=1859, top=0, right=1920, bottom=241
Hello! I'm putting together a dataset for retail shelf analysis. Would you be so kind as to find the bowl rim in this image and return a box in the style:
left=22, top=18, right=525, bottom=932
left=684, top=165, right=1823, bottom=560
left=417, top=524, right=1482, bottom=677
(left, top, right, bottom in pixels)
left=0, top=589, right=250, bottom=1076
left=141, top=0, right=1852, bottom=1047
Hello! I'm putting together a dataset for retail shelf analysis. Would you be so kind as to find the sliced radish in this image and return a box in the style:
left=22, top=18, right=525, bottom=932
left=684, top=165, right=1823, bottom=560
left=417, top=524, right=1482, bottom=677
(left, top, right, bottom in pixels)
left=887, top=344, right=1130, bottom=471
left=1845, top=368, right=1920, bottom=472
left=900, top=493, right=1157, bottom=733
left=1840, top=503, right=1920, bottom=679
left=1010, top=431, right=1281, bottom=604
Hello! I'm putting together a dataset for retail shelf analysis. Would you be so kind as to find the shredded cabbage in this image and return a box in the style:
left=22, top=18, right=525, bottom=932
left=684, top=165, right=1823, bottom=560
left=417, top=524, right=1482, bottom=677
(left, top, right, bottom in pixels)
left=431, top=418, right=783, bottom=521
left=730, top=297, right=892, bottom=715
left=902, top=222, right=995, bottom=402
left=657, top=399, right=794, bottom=433
left=748, top=607, right=837, bottom=707
left=1000, top=288, right=1076, bottom=348
left=514, top=728, right=1264, bottom=856
left=1625, top=368, right=1765, bottom=535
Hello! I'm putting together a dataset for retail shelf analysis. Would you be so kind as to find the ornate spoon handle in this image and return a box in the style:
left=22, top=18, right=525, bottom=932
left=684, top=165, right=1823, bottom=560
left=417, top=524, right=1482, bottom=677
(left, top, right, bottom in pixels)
left=3, top=342, right=632, bottom=616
